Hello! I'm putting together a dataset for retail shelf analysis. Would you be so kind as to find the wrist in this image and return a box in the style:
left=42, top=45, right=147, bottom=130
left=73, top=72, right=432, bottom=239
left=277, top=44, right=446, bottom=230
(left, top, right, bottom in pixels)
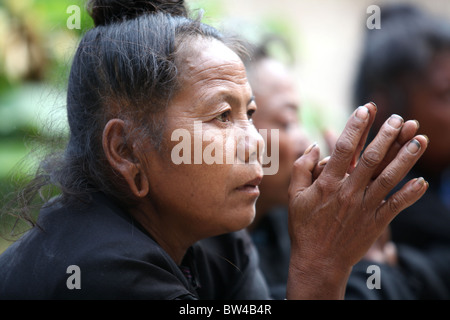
left=286, top=248, right=353, bottom=300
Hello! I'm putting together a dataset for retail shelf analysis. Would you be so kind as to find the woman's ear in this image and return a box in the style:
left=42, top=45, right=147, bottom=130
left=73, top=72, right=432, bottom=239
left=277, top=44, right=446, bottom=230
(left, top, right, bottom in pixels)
left=102, top=119, right=149, bottom=198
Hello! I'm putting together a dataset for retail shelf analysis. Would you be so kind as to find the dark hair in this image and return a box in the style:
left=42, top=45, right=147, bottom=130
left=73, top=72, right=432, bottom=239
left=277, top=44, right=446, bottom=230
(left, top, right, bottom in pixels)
left=3, top=0, right=246, bottom=231
left=354, top=4, right=450, bottom=111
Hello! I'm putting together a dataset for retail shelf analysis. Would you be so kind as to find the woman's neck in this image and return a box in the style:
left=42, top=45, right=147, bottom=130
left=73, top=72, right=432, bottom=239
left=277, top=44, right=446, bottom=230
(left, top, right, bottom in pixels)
left=129, top=201, right=191, bottom=265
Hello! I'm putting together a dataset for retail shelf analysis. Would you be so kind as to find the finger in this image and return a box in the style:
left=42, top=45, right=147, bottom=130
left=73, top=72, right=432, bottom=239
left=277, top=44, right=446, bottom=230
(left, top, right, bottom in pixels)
left=289, top=143, right=320, bottom=196
left=366, top=135, right=429, bottom=207
left=348, top=102, right=378, bottom=173
left=371, top=120, right=420, bottom=179
left=394, top=120, right=420, bottom=146
left=375, top=176, right=429, bottom=226
left=320, top=104, right=372, bottom=182
left=346, top=114, right=405, bottom=190
left=312, top=156, right=330, bottom=181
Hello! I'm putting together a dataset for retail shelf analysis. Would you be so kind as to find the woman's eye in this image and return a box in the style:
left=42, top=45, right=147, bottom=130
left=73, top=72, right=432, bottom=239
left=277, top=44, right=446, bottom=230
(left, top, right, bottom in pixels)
left=216, top=111, right=231, bottom=123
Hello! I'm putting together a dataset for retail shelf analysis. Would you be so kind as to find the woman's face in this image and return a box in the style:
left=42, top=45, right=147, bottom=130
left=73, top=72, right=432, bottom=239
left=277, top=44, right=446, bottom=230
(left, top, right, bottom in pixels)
left=142, top=38, right=264, bottom=240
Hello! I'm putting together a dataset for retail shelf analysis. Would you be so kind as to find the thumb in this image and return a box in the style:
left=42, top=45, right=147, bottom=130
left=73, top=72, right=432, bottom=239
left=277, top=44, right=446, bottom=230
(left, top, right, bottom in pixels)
left=289, top=143, right=321, bottom=196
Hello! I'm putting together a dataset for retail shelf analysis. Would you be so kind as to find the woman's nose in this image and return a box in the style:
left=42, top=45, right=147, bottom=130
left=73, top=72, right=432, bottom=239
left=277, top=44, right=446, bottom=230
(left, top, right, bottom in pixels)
left=235, top=123, right=265, bottom=164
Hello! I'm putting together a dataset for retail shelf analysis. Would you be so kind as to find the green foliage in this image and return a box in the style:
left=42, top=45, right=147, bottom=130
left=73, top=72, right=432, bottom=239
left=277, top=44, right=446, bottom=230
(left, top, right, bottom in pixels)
left=188, top=0, right=226, bottom=26
left=0, top=1, right=83, bottom=251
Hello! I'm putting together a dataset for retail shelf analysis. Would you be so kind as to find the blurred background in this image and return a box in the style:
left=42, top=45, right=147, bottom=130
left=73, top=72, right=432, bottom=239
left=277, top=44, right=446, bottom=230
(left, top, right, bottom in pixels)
left=0, top=0, right=449, bottom=252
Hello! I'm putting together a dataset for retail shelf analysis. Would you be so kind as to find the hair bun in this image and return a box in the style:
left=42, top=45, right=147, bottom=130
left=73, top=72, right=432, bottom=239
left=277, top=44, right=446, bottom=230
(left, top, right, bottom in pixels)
left=87, top=0, right=188, bottom=26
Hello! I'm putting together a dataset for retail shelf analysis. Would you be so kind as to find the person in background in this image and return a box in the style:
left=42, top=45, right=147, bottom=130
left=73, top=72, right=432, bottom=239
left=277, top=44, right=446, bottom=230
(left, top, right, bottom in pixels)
left=351, top=3, right=450, bottom=299
left=244, top=37, right=311, bottom=299
left=245, top=37, right=423, bottom=299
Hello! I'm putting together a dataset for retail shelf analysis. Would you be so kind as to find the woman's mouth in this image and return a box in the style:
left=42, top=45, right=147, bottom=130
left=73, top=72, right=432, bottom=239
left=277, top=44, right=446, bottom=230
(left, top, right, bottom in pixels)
left=236, top=176, right=263, bottom=196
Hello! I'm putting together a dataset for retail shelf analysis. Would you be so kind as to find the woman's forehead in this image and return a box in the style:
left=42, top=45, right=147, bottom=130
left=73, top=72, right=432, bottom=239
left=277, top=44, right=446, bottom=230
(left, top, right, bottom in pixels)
left=178, top=38, right=248, bottom=85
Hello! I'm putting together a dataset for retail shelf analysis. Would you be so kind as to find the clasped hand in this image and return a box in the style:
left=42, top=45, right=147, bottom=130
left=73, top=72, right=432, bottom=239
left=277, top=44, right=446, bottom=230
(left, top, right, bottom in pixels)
left=287, top=102, right=428, bottom=299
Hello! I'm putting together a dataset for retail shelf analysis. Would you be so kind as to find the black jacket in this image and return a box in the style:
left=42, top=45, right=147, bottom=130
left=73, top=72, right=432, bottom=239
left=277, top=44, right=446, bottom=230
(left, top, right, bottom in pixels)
left=0, top=193, right=270, bottom=299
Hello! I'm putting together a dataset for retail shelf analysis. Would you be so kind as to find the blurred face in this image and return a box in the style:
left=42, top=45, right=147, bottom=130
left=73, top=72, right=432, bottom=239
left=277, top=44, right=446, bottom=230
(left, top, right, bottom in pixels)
left=406, top=50, right=450, bottom=174
left=142, top=38, right=264, bottom=240
left=251, top=58, right=310, bottom=208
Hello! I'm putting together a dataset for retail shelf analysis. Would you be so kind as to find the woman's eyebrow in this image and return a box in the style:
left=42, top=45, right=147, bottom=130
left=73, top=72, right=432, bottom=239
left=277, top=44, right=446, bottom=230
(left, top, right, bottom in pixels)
left=213, top=92, right=255, bottom=107
left=198, top=91, right=255, bottom=112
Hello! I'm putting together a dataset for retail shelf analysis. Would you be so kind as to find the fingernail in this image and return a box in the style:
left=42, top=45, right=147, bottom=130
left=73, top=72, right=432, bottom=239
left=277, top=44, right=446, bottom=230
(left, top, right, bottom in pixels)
left=318, top=156, right=331, bottom=166
left=355, top=106, right=369, bottom=120
left=413, top=120, right=420, bottom=130
left=412, top=177, right=425, bottom=191
left=422, top=134, right=430, bottom=144
left=407, top=139, right=421, bottom=154
left=387, top=114, right=404, bottom=129
left=303, top=142, right=317, bottom=155
left=369, top=101, right=378, bottom=110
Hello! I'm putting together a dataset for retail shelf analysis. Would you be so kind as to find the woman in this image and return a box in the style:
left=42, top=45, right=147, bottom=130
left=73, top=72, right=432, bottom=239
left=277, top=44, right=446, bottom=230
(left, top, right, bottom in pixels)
left=0, top=0, right=429, bottom=299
